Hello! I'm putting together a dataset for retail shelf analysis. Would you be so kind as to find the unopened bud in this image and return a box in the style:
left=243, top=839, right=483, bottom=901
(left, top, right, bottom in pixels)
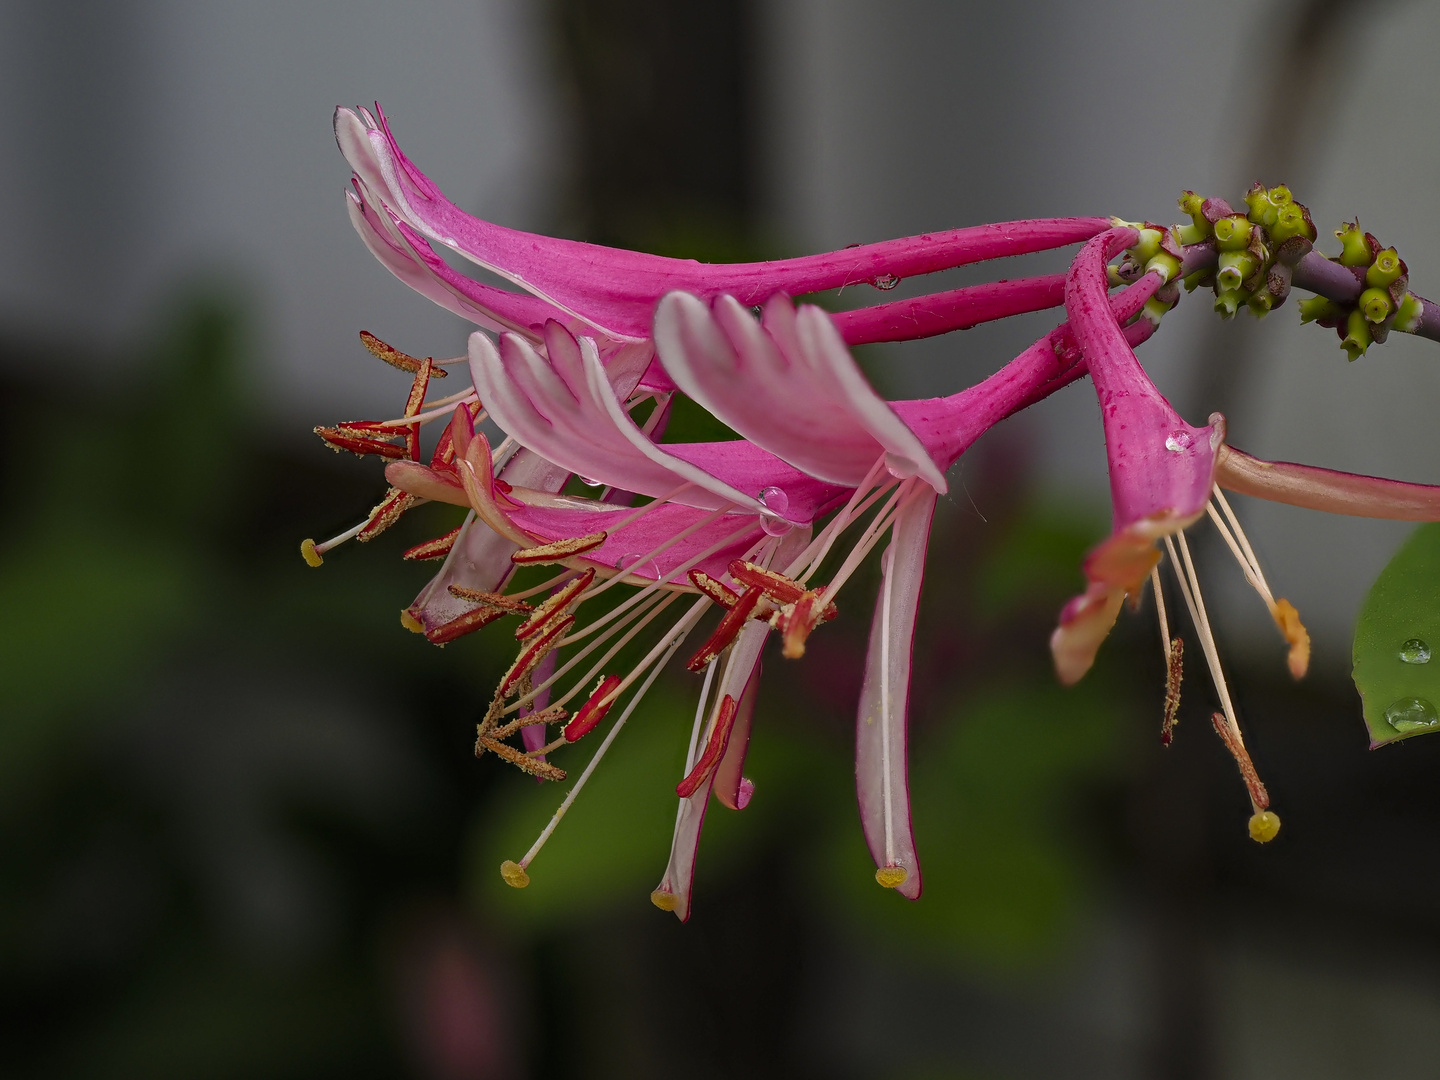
left=1342, top=308, right=1373, bottom=360
left=1359, top=286, right=1394, bottom=324
left=1335, top=220, right=1372, bottom=267
left=1366, top=247, right=1403, bottom=288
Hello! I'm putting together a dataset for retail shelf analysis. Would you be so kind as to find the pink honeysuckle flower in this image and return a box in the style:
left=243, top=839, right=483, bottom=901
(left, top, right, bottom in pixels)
left=1052, top=226, right=1440, bottom=841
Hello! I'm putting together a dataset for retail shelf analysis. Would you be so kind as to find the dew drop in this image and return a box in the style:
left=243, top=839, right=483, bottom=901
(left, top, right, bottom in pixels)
left=616, top=553, right=662, bottom=580
left=1164, top=430, right=1193, bottom=453
left=1385, top=696, right=1439, bottom=733
left=872, top=273, right=900, bottom=291
left=579, top=475, right=604, bottom=488
left=759, top=486, right=791, bottom=536
left=1400, top=638, right=1431, bottom=664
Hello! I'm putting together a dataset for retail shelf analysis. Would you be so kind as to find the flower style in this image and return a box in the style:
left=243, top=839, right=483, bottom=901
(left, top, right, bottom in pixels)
left=309, top=105, right=1440, bottom=919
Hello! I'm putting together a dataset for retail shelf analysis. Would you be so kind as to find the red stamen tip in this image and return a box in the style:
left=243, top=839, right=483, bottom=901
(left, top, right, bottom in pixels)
left=564, top=675, right=623, bottom=741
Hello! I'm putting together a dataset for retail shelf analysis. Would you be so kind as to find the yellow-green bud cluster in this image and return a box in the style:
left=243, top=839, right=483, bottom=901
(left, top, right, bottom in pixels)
left=1298, top=219, right=1414, bottom=360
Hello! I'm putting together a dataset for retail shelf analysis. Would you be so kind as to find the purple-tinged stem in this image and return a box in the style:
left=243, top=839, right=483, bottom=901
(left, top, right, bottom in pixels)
left=1290, top=250, right=1440, bottom=343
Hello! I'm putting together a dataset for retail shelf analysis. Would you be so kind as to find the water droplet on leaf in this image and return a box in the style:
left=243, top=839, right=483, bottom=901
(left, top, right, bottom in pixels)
left=1385, top=696, right=1439, bottom=733
left=1400, top=638, right=1431, bottom=664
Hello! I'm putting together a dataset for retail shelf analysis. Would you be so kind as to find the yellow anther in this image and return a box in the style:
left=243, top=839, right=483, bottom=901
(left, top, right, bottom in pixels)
left=1248, top=810, right=1281, bottom=843
left=400, top=610, right=425, bottom=634
left=1272, top=599, right=1310, bottom=680
left=500, top=860, right=531, bottom=888
left=875, top=866, right=908, bottom=889
left=300, top=538, right=323, bottom=567
left=650, top=889, right=679, bottom=911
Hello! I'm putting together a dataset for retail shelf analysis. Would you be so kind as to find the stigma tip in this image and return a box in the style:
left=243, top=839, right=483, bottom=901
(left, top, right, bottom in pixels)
left=650, top=888, right=679, bottom=912
left=875, top=865, right=908, bottom=889
left=500, top=860, right=531, bottom=888
left=1248, top=810, right=1281, bottom=843
left=300, top=539, right=323, bottom=567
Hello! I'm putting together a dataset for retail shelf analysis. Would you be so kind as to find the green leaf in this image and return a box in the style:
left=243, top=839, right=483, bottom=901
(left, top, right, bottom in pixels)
left=1353, top=523, right=1440, bottom=746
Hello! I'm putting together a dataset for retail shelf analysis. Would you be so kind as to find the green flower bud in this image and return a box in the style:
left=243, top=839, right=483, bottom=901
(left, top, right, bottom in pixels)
left=1144, top=251, right=1182, bottom=283
left=1268, top=185, right=1293, bottom=208
left=1270, top=203, right=1308, bottom=244
left=1394, top=292, right=1425, bottom=333
left=1366, top=247, right=1403, bottom=288
left=1244, top=183, right=1279, bottom=227
left=1217, top=250, right=1257, bottom=291
left=1247, top=290, right=1275, bottom=317
left=1214, top=288, right=1246, bottom=319
left=1342, top=308, right=1372, bottom=360
left=1213, top=215, right=1254, bottom=252
left=1359, top=286, right=1394, bottom=324
left=1129, top=227, right=1164, bottom=264
left=1177, top=190, right=1211, bottom=236
left=1335, top=220, right=1371, bottom=267
left=1174, top=222, right=1209, bottom=246
left=1298, top=296, right=1346, bottom=325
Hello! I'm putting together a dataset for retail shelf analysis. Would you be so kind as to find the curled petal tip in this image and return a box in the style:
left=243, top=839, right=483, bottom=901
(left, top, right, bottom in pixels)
left=1248, top=811, right=1281, bottom=843
left=1050, top=585, right=1126, bottom=686
left=500, top=860, right=531, bottom=888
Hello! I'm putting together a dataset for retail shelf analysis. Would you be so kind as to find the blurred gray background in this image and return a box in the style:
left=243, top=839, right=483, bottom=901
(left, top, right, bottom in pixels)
left=4, top=1, right=1440, bottom=1078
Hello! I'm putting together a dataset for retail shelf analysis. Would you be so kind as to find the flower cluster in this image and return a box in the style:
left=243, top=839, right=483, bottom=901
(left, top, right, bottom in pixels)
left=305, top=104, right=1440, bottom=919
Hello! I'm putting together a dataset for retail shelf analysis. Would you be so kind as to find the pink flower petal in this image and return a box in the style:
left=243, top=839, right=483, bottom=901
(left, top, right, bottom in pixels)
left=655, top=293, right=946, bottom=491
left=652, top=620, right=769, bottom=921
left=855, top=487, right=936, bottom=901
left=336, top=106, right=1110, bottom=341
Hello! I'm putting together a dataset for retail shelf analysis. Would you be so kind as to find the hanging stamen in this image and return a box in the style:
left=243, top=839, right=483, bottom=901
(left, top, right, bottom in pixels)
left=475, top=734, right=567, bottom=782
left=489, top=703, right=569, bottom=741
left=426, top=603, right=510, bottom=645
left=1208, top=487, right=1310, bottom=679
left=563, top=676, right=623, bottom=742
left=359, top=330, right=449, bottom=378
left=1151, top=566, right=1184, bottom=746
left=676, top=695, right=739, bottom=797
left=403, top=526, right=461, bottom=562
left=516, top=569, right=596, bottom=640
left=500, top=597, right=711, bottom=888
left=314, top=425, right=407, bottom=459
left=447, top=585, right=536, bottom=614
left=686, top=587, right=764, bottom=671
left=688, top=569, right=741, bottom=608
left=511, top=532, right=608, bottom=565
left=499, top=616, right=575, bottom=696
left=1209, top=712, right=1281, bottom=842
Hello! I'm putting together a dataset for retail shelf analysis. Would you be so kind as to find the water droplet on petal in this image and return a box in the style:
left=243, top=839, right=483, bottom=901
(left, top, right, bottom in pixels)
left=759, top=486, right=791, bottom=536
left=872, top=273, right=900, bottom=291
left=884, top=451, right=918, bottom=479
left=1385, top=696, right=1439, bottom=733
left=616, top=553, right=662, bottom=580
left=1400, top=638, right=1431, bottom=664
left=579, top=475, right=604, bottom=488
left=1164, top=430, right=1193, bottom=453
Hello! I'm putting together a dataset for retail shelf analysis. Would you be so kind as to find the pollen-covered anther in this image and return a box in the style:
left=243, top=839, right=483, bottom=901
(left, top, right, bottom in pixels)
left=314, top=425, right=406, bottom=458
left=490, top=703, right=569, bottom=741
left=425, top=604, right=509, bottom=645
left=688, top=569, right=741, bottom=608
left=1209, top=710, right=1272, bottom=816
left=563, top=675, right=623, bottom=741
left=403, top=527, right=462, bottom=562
left=357, top=488, right=419, bottom=541
left=775, top=588, right=835, bottom=660
left=447, top=585, right=536, bottom=615
left=476, top=735, right=568, bottom=781
left=875, top=865, right=909, bottom=889
left=510, top=532, right=609, bottom=565
left=1272, top=599, right=1310, bottom=680
left=676, top=694, right=738, bottom=797
left=516, top=569, right=596, bottom=640
left=360, top=329, right=448, bottom=378
left=1161, top=637, right=1184, bottom=746
left=499, top=616, right=575, bottom=696
left=686, top=587, right=763, bottom=671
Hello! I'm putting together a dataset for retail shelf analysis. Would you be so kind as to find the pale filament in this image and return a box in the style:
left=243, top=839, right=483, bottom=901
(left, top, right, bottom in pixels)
left=1150, top=565, right=1172, bottom=661
left=792, top=479, right=898, bottom=583
left=788, top=458, right=893, bottom=581
left=313, top=518, right=370, bottom=555
left=879, top=542, right=897, bottom=866
left=1164, top=531, right=1257, bottom=809
left=549, top=591, right=686, bottom=712
left=1206, top=486, right=1279, bottom=613
left=816, top=479, right=922, bottom=612
left=374, top=391, right=482, bottom=428
left=517, top=595, right=711, bottom=871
